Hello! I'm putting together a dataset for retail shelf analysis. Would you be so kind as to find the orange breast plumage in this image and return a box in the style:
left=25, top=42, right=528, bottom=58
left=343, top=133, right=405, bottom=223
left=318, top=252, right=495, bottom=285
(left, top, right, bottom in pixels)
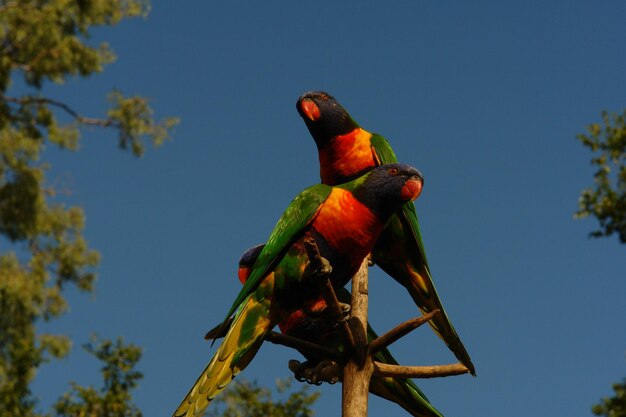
left=319, top=128, right=376, bottom=185
left=312, top=188, right=383, bottom=263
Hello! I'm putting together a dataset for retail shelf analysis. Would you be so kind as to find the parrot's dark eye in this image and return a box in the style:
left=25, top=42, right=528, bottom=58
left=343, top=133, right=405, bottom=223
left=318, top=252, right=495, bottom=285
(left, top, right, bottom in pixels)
left=388, top=167, right=399, bottom=175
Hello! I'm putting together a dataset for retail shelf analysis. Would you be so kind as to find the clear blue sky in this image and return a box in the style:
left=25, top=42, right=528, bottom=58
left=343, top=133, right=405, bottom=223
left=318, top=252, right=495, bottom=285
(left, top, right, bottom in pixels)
left=18, top=1, right=626, bottom=416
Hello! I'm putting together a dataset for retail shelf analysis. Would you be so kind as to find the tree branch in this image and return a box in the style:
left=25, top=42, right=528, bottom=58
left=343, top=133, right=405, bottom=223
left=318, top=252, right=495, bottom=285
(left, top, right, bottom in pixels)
left=368, top=310, right=440, bottom=355
left=265, top=331, right=341, bottom=361
left=322, top=279, right=355, bottom=352
left=342, top=259, right=373, bottom=417
left=0, top=94, right=117, bottom=128
left=373, top=362, right=470, bottom=379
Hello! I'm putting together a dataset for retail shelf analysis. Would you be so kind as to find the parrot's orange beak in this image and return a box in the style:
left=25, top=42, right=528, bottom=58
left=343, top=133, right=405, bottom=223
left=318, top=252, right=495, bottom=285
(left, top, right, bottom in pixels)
left=300, top=99, right=321, bottom=121
left=401, top=178, right=423, bottom=201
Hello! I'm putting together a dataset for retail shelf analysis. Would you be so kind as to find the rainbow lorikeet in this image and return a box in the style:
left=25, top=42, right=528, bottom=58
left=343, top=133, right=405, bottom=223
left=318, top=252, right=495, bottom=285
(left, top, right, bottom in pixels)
left=231, top=243, right=445, bottom=417
left=173, top=164, right=424, bottom=417
left=296, top=91, right=475, bottom=375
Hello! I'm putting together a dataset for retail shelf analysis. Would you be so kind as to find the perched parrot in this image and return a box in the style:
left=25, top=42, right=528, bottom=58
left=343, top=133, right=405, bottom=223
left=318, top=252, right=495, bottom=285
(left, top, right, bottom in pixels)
left=173, top=164, right=424, bottom=417
left=296, top=91, right=475, bottom=375
left=229, top=243, right=445, bottom=417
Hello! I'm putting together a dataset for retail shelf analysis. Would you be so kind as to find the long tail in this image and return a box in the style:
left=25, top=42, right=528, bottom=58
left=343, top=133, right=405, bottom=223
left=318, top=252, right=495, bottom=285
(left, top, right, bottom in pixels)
left=373, top=206, right=476, bottom=375
left=173, top=293, right=273, bottom=417
left=367, top=323, right=444, bottom=417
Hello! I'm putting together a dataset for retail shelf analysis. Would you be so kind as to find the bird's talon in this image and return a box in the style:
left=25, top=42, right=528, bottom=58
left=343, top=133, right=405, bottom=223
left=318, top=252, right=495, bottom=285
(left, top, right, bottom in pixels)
left=337, top=302, right=351, bottom=322
left=288, top=359, right=341, bottom=385
left=315, top=257, right=333, bottom=277
left=314, top=360, right=341, bottom=384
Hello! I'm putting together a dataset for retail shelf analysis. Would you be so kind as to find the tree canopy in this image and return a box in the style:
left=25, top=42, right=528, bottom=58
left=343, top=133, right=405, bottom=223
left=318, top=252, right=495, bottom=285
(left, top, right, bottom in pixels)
left=0, top=1, right=177, bottom=415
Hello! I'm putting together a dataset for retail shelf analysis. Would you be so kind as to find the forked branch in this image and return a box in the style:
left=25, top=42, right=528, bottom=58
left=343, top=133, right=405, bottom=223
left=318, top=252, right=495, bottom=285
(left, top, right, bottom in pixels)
left=274, top=240, right=471, bottom=417
left=0, top=93, right=116, bottom=127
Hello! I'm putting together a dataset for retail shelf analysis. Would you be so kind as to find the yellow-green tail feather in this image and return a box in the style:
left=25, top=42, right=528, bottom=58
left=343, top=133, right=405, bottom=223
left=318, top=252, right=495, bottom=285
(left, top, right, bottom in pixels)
left=173, top=293, right=273, bottom=417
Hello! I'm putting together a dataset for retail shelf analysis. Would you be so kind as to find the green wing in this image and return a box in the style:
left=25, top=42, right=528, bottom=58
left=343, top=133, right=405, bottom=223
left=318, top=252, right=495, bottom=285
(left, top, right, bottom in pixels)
left=221, top=184, right=332, bottom=325
left=371, top=133, right=431, bottom=264
left=371, top=132, right=431, bottom=271
left=370, top=133, right=398, bottom=165
left=371, top=132, right=475, bottom=374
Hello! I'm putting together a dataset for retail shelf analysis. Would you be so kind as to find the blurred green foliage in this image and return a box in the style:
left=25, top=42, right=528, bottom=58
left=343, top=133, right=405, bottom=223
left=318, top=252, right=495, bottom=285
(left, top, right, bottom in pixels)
left=53, top=337, right=144, bottom=417
left=0, top=1, right=177, bottom=415
left=0, top=3, right=316, bottom=417
left=593, top=378, right=626, bottom=417
left=207, top=378, right=320, bottom=417
left=576, top=110, right=626, bottom=243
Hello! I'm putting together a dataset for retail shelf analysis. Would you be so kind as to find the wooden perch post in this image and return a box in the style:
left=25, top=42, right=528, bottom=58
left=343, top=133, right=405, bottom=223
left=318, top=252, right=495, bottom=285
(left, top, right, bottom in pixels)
left=342, top=258, right=373, bottom=417
left=268, top=239, right=472, bottom=417
left=339, top=258, right=471, bottom=417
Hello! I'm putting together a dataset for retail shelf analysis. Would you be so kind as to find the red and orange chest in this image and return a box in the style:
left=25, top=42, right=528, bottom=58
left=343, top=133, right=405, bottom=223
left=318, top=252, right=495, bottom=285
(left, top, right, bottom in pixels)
left=311, top=187, right=383, bottom=264
left=318, top=128, right=378, bottom=185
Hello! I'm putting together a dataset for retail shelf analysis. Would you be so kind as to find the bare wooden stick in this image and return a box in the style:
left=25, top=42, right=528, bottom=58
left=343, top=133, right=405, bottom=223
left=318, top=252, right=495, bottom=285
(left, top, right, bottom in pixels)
left=368, top=309, right=440, bottom=355
left=265, top=331, right=342, bottom=361
left=322, top=278, right=356, bottom=351
left=342, top=259, right=373, bottom=417
left=373, top=362, right=470, bottom=378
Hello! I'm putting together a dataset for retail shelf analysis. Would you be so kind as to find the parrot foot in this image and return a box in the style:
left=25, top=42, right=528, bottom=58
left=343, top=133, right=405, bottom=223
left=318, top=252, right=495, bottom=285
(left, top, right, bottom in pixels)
left=289, top=359, right=341, bottom=385
left=336, top=302, right=351, bottom=322
left=307, top=256, right=333, bottom=278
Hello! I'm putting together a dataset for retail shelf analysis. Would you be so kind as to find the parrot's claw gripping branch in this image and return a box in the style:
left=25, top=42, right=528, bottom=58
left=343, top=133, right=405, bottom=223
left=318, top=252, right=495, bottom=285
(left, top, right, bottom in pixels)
left=289, top=359, right=342, bottom=385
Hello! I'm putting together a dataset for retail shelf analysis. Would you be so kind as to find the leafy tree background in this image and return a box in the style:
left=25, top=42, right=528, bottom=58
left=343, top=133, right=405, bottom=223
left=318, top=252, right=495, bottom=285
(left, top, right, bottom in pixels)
left=577, top=110, right=625, bottom=417
left=593, top=378, right=626, bottom=417
left=52, top=337, right=144, bottom=417
left=576, top=110, right=626, bottom=243
left=0, top=1, right=176, bottom=415
left=1, top=2, right=318, bottom=417
left=207, top=378, right=320, bottom=417
left=576, top=108, right=626, bottom=416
